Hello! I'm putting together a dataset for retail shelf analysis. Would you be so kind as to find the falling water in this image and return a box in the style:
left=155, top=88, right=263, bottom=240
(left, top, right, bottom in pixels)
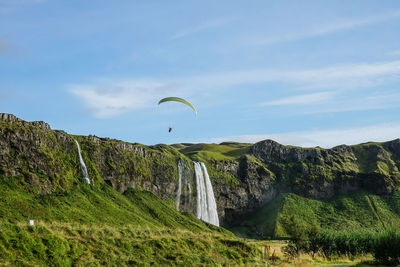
left=176, top=160, right=183, bottom=211
left=74, top=139, right=91, bottom=184
left=194, top=162, right=219, bottom=226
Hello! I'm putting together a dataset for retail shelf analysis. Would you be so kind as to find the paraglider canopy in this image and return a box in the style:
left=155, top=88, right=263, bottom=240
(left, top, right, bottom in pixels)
left=158, top=97, right=197, bottom=116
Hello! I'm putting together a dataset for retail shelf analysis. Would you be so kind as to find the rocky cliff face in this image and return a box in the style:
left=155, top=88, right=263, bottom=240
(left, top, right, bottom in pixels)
left=249, top=139, right=400, bottom=198
left=209, top=157, right=276, bottom=223
left=0, top=114, right=184, bottom=201
left=185, top=139, right=400, bottom=223
left=1, top=113, right=399, bottom=225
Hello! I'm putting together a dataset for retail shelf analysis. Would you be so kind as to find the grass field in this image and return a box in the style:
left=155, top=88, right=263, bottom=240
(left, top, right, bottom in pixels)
left=0, top=221, right=265, bottom=266
left=227, top=190, right=400, bottom=239
left=174, top=142, right=252, bottom=162
left=0, top=174, right=265, bottom=266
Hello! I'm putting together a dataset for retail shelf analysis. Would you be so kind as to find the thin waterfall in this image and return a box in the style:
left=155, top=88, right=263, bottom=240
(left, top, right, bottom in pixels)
left=194, top=161, right=219, bottom=226
left=74, top=139, right=91, bottom=184
left=176, top=160, right=183, bottom=211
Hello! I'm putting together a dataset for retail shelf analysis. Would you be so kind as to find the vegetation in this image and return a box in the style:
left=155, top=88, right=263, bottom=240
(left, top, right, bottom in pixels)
left=2, top=117, right=400, bottom=265
left=281, top=217, right=400, bottom=266
left=227, top=190, right=400, bottom=239
left=0, top=174, right=207, bottom=231
left=0, top=221, right=263, bottom=266
left=0, top=174, right=264, bottom=265
left=175, top=142, right=252, bottom=162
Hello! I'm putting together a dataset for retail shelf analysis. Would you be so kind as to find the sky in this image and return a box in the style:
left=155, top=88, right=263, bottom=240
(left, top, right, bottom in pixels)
left=1, top=0, right=400, bottom=148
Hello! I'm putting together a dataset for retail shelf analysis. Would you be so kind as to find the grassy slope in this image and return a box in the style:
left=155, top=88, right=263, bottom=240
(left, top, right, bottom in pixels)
left=0, top=221, right=262, bottom=266
left=174, top=142, right=252, bottom=162
left=227, top=190, right=400, bottom=239
left=0, top=175, right=263, bottom=266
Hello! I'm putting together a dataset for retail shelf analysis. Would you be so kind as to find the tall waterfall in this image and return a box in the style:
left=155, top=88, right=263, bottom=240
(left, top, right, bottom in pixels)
left=176, top=160, right=183, bottom=211
left=194, top=162, right=219, bottom=226
left=74, top=139, right=91, bottom=184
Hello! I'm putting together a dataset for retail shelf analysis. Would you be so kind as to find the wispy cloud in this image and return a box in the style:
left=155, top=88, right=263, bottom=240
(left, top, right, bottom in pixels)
left=186, top=60, right=400, bottom=92
left=172, top=17, right=232, bottom=40
left=257, top=91, right=400, bottom=115
left=387, top=49, right=400, bottom=56
left=291, top=61, right=400, bottom=84
left=69, top=80, right=187, bottom=118
left=306, top=92, right=400, bottom=114
left=249, top=10, right=400, bottom=45
left=70, top=60, right=400, bottom=118
left=258, top=92, right=334, bottom=106
left=198, top=123, right=400, bottom=148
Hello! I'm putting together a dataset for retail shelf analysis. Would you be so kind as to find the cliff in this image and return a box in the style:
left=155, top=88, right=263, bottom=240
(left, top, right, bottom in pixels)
left=1, top=113, right=400, bottom=231
left=176, top=139, right=400, bottom=224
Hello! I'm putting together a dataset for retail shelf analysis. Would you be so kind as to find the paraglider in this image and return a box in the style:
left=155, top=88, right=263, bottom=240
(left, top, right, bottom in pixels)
left=158, top=97, right=197, bottom=133
left=158, top=97, right=197, bottom=116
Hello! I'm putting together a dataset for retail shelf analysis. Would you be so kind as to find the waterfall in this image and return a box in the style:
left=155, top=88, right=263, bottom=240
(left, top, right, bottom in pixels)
left=74, top=139, right=91, bottom=184
left=194, top=162, right=219, bottom=226
left=176, top=160, right=183, bottom=211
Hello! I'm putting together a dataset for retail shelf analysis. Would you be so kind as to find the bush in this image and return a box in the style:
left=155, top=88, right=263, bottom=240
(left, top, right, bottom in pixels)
left=282, top=216, right=320, bottom=258
left=287, top=227, right=400, bottom=265
left=373, top=230, right=400, bottom=266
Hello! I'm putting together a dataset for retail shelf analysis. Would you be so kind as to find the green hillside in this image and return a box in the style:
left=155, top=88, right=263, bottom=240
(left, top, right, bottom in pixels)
left=1, top=115, right=400, bottom=265
left=227, top=190, right=400, bottom=239
left=174, top=142, right=252, bottom=162
left=0, top=174, right=263, bottom=266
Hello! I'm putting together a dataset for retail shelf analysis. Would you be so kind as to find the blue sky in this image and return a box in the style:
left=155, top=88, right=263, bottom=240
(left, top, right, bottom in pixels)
left=1, top=0, right=400, bottom=148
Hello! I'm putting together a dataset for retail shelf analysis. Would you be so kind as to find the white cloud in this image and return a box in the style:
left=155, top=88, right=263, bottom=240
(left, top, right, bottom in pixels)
left=257, top=91, right=400, bottom=115
left=259, top=92, right=334, bottom=106
left=69, top=60, right=400, bottom=118
left=306, top=92, right=400, bottom=114
left=69, top=80, right=185, bottom=118
left=387, top=49, right=400, bottom=56
left=172, top=17, right=232, bottom=40
left=198, top=123, right=400, bottom=148
left=188, top=60, right=400, bottom=90
left=291, top=61, right=400, bottom=84
left=250, top=10, right=400, bottom=45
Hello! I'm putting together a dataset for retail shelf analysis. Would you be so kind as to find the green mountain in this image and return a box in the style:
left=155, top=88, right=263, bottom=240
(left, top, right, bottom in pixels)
left=1, top=113, right=400, bottom=264
left=0, top=114, right=263, bottom=265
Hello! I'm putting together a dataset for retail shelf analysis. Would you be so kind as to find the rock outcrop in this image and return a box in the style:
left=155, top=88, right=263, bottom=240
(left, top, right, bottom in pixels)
left=0, top=113, right=51, bottom=130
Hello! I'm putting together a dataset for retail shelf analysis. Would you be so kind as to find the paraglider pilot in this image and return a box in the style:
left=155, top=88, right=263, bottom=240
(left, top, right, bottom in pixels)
left=158, top=97, right=196, bottom=134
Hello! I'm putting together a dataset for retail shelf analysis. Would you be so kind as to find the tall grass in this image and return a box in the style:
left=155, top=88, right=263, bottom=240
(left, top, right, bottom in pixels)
left=283, top=217, right=400, bottom=266
left=314, top=229, right=400, bottom=265
left=0, top=221, right=264, bottom=266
